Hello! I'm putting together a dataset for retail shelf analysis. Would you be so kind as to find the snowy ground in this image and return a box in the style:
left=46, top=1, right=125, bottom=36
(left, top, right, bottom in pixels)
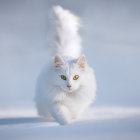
left=0, top=106, right=140, bottom=140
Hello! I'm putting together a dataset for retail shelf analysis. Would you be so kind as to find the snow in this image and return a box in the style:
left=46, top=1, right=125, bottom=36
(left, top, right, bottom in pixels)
left=0, top=106, right=140, bottom=140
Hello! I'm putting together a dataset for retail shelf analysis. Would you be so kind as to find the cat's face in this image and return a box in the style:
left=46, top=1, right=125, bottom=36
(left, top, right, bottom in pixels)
left=54, top=55, right=86, bottom=92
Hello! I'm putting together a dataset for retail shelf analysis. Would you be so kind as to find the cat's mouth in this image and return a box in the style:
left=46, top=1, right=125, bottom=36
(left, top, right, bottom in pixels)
left=66, top=88, right=73, bottom=92
left=62, top=87, right=74, bottom=93
left=68, top=88, right=73, bottom=92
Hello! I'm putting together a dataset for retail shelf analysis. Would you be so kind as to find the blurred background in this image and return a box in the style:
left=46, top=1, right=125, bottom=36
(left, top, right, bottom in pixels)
left=0, top=0, right=140, bottom=109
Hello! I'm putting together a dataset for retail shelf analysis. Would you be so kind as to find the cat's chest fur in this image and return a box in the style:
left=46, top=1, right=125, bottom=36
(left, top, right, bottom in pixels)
left=54, top=87, right=89, bottom=110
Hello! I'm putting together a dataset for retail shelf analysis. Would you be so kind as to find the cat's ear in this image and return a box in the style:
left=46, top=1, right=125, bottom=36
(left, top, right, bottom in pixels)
left=54, top=55, right=65, bottom=68
left=76, top=55, right=86, bottom=69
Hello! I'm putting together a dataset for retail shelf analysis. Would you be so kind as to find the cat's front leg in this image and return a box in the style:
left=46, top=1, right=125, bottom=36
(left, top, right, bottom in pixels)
left=50, top=103, right=72, bottom=125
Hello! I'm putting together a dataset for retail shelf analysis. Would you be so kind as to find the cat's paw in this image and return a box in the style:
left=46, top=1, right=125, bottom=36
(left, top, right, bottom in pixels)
left=58, top=118, right=72, bottom=125
left=51, top=103, right=73, bottom=125
left=55, top=109, right=73, bottom=125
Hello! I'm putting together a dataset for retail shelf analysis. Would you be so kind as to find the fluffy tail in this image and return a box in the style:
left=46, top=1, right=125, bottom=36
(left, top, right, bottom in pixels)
left=50, top=5, right=82, bottom=59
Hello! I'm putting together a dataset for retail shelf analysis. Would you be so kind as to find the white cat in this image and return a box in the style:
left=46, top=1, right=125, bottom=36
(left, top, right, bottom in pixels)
left=35, top=5, right=97, bottom=125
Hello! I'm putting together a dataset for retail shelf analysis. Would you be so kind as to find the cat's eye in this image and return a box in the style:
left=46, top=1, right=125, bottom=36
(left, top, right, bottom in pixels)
left=60, top=75, right=67, bottom=80
left=73, top=75, right=79, bottom=80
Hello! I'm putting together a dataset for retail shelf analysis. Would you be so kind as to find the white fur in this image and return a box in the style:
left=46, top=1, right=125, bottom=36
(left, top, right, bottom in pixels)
left=35, top=6, right=97, bottom=125
left=50, top=5, right=82, bottom=59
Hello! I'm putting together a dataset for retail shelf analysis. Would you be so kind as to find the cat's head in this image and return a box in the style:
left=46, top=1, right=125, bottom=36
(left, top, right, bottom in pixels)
left=54, top=55, right=87, bottom=92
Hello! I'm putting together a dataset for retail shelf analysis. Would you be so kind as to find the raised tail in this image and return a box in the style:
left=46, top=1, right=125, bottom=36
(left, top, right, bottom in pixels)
left=50, top=5, right=82, bottom=59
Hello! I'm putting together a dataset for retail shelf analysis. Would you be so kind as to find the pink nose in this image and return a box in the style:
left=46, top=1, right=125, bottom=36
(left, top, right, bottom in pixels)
left=67, top=84, right=72, bottom=89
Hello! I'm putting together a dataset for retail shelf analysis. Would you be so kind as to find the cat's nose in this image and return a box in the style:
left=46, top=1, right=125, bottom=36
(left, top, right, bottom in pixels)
left=67, top=84, right=72, bottom=89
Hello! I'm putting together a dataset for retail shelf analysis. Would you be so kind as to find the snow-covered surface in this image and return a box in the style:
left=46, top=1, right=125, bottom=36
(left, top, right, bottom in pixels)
left=0, top=106, right=140, bottom=140
left=1, top=106, right=140, bottom=120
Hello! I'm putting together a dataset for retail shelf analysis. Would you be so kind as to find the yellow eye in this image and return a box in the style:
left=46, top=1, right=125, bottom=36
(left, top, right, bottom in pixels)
left=60, top=75, right=67, bottom=80
left=73, top=75, right=79, bottom=80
